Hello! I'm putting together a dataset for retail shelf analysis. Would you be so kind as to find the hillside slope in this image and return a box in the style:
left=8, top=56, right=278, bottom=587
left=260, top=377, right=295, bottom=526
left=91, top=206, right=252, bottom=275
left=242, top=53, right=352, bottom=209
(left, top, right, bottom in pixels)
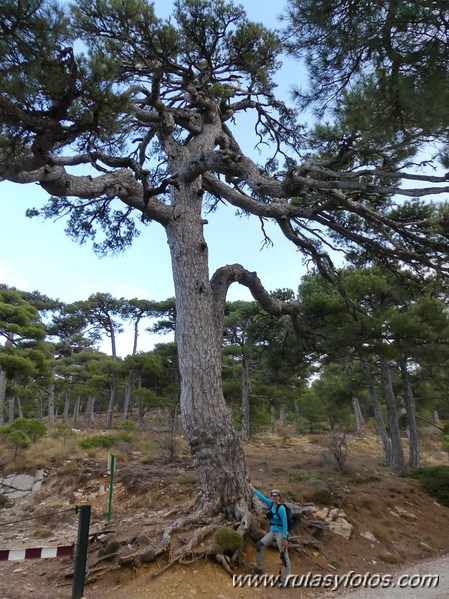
left=1, top=424, right=448, bottom=598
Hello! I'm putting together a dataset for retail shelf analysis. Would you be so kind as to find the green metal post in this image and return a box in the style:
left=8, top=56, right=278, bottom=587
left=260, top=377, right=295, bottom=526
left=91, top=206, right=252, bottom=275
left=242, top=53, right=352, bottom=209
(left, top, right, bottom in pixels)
left=72, top=504, right=91, bottom=599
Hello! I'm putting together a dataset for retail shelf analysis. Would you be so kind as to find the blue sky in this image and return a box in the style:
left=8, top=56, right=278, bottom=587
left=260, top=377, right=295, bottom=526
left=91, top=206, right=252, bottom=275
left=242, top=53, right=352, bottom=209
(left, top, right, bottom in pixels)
left=0, top=0, right=312, bottom=355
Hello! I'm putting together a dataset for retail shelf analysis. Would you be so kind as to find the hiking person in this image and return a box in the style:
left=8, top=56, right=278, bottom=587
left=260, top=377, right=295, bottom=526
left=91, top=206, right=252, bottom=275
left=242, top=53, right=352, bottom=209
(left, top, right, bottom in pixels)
left=249, top=482, right=291, bottom=585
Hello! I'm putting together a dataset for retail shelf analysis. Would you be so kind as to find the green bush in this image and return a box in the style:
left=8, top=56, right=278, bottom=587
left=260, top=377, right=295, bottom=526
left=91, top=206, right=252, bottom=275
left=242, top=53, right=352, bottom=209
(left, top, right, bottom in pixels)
left=98, top=540, right=121, bottom=557
left=0, top=425, right=11, bottom=441
left=309, top=488, right=334, bottom=505
left=78, top=435, right=117, bottom=450
left=7, top=430, right=32, bottom=459
left=120, top=421, right=135, bottom=431
left=54, top=424, right=74, bottom=444
left=10, top=418, right=46, bottom=442
left=407, top=466, right=449, bottom=507
left=212, top=527, right=243, bottom=556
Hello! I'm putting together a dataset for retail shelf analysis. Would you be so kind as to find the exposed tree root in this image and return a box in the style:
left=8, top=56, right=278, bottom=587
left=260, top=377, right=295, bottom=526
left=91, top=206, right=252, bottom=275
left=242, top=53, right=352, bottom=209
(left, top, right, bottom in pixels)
left=91, top=497, right=318, bottom=584
left=118, top=502, right=225, bottom=570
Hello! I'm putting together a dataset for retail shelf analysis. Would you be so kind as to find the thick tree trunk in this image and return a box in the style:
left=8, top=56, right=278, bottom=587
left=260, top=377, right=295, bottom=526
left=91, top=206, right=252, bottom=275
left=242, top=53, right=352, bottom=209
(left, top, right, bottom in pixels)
left=434, top=410, right=441, bottom=426
left=85, top=396, right=96, bottom=427
left=17, top=397, right=23, bottom=418
left=280, top=406, right=287, bottom=427
left=361, top=358, right=391, bottom=466
left=8, top=397, right=15, bottom=424
left=47, top=382, right=55, bottom=428
left=270, top=404, right=275, bottom=433
left=106, top=331, right=118, bottom=428
left=399, top=356, right=420, bottom=468
left=136, top=374, right=144, bottom=429
left=123, top=370, right=133, bottom=421
left=166, top=180, right=249, bottom=513
left=62, top=390, right=70, bottom=423
left=0, top=366, right=6, bottom=425
left=123, top=317, right=140, bottom=420
left=73, top=395, right=80, bottom=426
left=106, top=375, right=117, bottom=428
left=241, top=353, right=250, bottom=441
left=379, top=357, right=406, bottom=475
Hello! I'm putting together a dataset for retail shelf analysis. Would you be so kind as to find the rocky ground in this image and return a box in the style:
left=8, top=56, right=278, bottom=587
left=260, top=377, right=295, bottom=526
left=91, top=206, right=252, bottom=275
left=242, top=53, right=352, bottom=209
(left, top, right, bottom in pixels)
left=1, top=423, right=449, bottom=599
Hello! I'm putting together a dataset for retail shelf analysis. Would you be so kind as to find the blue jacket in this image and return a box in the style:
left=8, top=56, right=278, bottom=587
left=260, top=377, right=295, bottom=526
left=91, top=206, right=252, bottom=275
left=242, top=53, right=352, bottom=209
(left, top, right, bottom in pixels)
left=253, top=488, right=288, bottom=539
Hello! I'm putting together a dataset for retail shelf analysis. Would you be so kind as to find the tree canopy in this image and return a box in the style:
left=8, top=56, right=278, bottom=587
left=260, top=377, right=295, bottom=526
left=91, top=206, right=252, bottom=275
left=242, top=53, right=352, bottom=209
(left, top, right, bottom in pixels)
left=284, top=0, right=449, bottom=151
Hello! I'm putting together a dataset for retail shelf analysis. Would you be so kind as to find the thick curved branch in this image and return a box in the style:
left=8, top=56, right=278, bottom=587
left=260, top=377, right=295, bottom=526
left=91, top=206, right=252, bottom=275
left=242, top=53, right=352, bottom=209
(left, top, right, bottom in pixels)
left=2, top=163, right=172, bottom=225
left=210, top=263, right=301, bottom=316
left=210, top=263, right=308, bottom=342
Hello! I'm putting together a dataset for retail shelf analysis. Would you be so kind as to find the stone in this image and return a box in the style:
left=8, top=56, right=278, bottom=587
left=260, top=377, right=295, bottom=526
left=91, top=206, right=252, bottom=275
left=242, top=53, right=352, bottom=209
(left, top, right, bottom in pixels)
left=328, top=518, right=353, bottom=540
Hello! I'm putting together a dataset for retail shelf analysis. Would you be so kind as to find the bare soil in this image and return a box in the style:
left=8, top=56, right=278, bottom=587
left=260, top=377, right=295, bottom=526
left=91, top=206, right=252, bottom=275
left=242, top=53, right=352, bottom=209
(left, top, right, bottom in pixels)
left=1, top=422, right=449, bottom=599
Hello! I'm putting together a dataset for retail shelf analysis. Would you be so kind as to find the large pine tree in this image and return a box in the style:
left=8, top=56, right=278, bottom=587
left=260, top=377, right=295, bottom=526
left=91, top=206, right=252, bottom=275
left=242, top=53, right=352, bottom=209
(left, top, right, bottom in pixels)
left=1, top=0, right=449, bottom=525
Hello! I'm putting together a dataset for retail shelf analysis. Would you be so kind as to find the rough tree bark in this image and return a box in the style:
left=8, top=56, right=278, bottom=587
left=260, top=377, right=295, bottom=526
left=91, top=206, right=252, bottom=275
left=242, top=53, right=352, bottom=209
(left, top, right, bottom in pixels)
left=47, top=382, right=55, bottom=428
left=280, top=406, right=287, bottom=427
left=105, top=330, right=118, bottom=429
left=241, top=353, right=250, bottom=441
left=62, top=389, right=70, bottom=423
left=0, top=367, right=6, bottom=426
left=85, top=396, right=96, bottom=427
left=166, top=180, right=250, bottom=513
left=361, top=359, right=391, bottom=466
left=8, top=398, right=14, bottom=424
left=352, top=396, right=365, bottom=435
left=72, top=395, right=80, bottom=426
left=379, top=357, right=406, bottom=475
left=399, top=356, right=420, bottom=468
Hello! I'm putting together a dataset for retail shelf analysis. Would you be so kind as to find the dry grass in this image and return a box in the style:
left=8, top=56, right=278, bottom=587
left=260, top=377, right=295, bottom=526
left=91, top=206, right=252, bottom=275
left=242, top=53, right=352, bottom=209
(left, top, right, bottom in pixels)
left=378, top=551, right=403, bottom=564
left=371, top=525, right=396, bottom=544
left=32, top=528, right=53, bottom=539
left=358, top=496, right=383, bottom=517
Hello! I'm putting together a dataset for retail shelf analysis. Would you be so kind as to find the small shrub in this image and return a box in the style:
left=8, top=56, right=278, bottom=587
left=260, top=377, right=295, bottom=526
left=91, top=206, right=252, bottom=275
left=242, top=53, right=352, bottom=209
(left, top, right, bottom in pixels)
left=120, top=421, right=135, bottom=431
left=7, top=430, right=31, bottom=460
left=53, top=424, right=74, bottom=445
left=371, top=526, right=390, bottom=543
left=141, top=441, right=157, bottom=464
left=78, top=435, right=117, bottom=450
left=32, top=528, right=53, bottom=539
left=358, top=497, right=382, bottom=517
left=98, top=540, right=121, bottom=557
left=159, top=435, right=179, bottom=463
left=406, top=466, right=449, bottom=507
left=288, top=474, right=304, bottom=483
left=324, top=433, right=348, bottom=474
left=58, top=460, right=80, bottom=476
left=0, top=494, right=8, bottom=506
left=0, top=425, right=11, bottom=441
left=212, top=527, right=243, bottom=556
left=10, top=418, right=46, bottom=442
left=310, top=488, right=333, bottom=506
